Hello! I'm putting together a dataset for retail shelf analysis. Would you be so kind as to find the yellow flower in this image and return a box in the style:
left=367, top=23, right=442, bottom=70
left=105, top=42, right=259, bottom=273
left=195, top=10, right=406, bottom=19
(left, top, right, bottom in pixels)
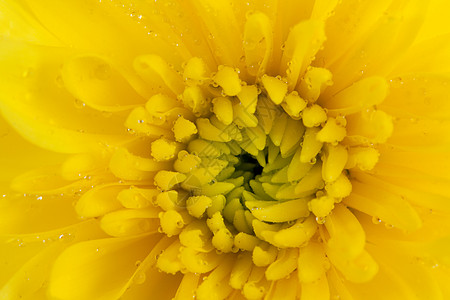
left=1, top=0, right=450, bottom=299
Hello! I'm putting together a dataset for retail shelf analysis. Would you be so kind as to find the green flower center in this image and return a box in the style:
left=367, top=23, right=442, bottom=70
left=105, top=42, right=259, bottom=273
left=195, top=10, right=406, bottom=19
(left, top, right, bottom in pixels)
left=113, top=53, right=389, bottom=293
left=125, top=60, right=355, bottom=254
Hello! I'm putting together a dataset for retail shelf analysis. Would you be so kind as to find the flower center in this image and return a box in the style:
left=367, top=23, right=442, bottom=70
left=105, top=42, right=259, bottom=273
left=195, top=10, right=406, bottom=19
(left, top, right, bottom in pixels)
left=57, top=44, right=393, bottom=296
left=116, top=56, right=387, bottom=283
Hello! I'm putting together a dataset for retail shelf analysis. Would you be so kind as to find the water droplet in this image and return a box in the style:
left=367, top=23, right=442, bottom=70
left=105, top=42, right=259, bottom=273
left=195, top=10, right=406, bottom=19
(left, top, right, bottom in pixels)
left=133, top=271, right=146, bottom=284
left=372, top=216, right=382, bottom=224
left=316, top=216, right=326, bottom=224
left=22, top=68, right=33, bottom=78
left=17, top=239, right=25, bottom=247
left=55, top=75, right=64, bottom=87
left=74, top=99, right=86, bottom=109
left=94, top=63, right=111, bottom=80
left=384, top=223, right=394, bottom=229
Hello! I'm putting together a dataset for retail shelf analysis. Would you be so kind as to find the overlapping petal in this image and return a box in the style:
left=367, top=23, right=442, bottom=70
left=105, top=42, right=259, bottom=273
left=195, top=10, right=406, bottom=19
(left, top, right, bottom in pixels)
left=1, top=0, right=450, bottom=299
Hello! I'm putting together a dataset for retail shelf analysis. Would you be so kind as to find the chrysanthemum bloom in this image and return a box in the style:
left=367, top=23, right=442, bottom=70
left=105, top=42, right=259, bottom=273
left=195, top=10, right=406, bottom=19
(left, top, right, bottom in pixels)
left=1, top=0, right=450, bottom=299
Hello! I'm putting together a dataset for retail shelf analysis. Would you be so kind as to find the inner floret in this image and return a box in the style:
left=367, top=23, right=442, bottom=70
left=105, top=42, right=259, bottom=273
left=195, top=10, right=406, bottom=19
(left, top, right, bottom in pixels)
left=118, top=55, right=388, bottom=293
left=132, top=58, right=359, bottom=253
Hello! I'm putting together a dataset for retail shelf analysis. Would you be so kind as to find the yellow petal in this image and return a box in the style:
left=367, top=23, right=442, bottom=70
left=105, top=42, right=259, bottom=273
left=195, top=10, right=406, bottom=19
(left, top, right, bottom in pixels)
left=183, top=57, right=209, bottom=85
left=300, top=273, right=330, bottom=300
left=179, top=246, right=223, bottom=274
left=321, top=144, right=348, bottom=183
left=345, top=180, right=422, bottom=232
left=252, top=242, right=278, bottom=267
left=24, top=0, right=188, bottom=67
left=346, top=109, right=393, bottom=145
left=294, top=162, right=323, bottom=195
left=353, top=169, right=450, bottom=214
left=381, top=73, right=450, bottom=120
left=392, top=33, right=450, bottom=74
left=151, top=138, right=182, bottom=161
left=0, top=1, right=60, bottom=45
left=134, top=54, right=184, bottom=96
left=173, top=117, right=198, bottom=143
left=322, top=76, right=388, bottom=115
left=190, top=0, right=245, bottom=75
left=316, top=117, right=346, bottom=144
left=308, top=194, right=335, bottom=220
left=0, top=42, right=129, bottom=153
left=0, top=220, right=105, bottom=292
left=0, top=117, right=66, bottom=188
left=196, top=118, right=232, bottom=142
left=310, top=0, right=340, bottom=21
left=261, top=75, right=288, bottom=105
left=125, top=107, right=173, bottom=137
left=109, top=148, right=171, bottom=181
left=344, top=244, right=443, bottom=300
left=196, top=256, right=235, bottom=300
left=212, top=97, right=234, bottom=126
left=325, top=204, right=365, bottom=260
left=327, top=249, right=378, bottom=283
left=159, top=210, right=186, bottom=237
left=323, top=0, right=428, bottom=96
left=117, top=187, right=157, bottom=209
left=237, top=85, right=259, bottom=115
left=213, top=66, right=242, bottom=96
left=75, top=184, right=126, bottom=218
left=245, top=198, right=309, bottom=223
left=373, top=161, right=450, bottom=199
left=324, top=173, right=352, bottom=199
left=265, top=273, right=298, bottom=300
left=282, top=91, right=307, bottom=118
left=301, top=104, right=327, bottom=128
left=265, top=248, right=298, bottom=281
left=287, top=146, right=314, bottom=182
left=388, top=117, right=450, bottom=149
left=121, top=256, right=182, bottom=299
left=229, top=252, right=253, bottom=290
left=243, top=11, right=273, bottom=77
left=174, top=273, right=200, bottom=300
left=300, top=127, right=323, bottom=164
left=0, top=193, right=80, bottom=235
left=10, top=166, right=78, bottom=195
left=298, top=241, right=329, bottom=283
left=280, top=118, right=304, bottom=157
left=48, top=234, right=159, bottom=300
left=345, top=147, right=379, bottom=171
left=100, top=208, right=160, bottom=237
left=260, top=216, right=317, bottom=249
left=298, top=67, right=333, bottom=103
left=61, top=55, right=145, bottom=111
left=281, top=19, right=326, bottom=90
left=179, top=220, right=212, bottom=251
left=156, top=239, right=183, bottom=274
